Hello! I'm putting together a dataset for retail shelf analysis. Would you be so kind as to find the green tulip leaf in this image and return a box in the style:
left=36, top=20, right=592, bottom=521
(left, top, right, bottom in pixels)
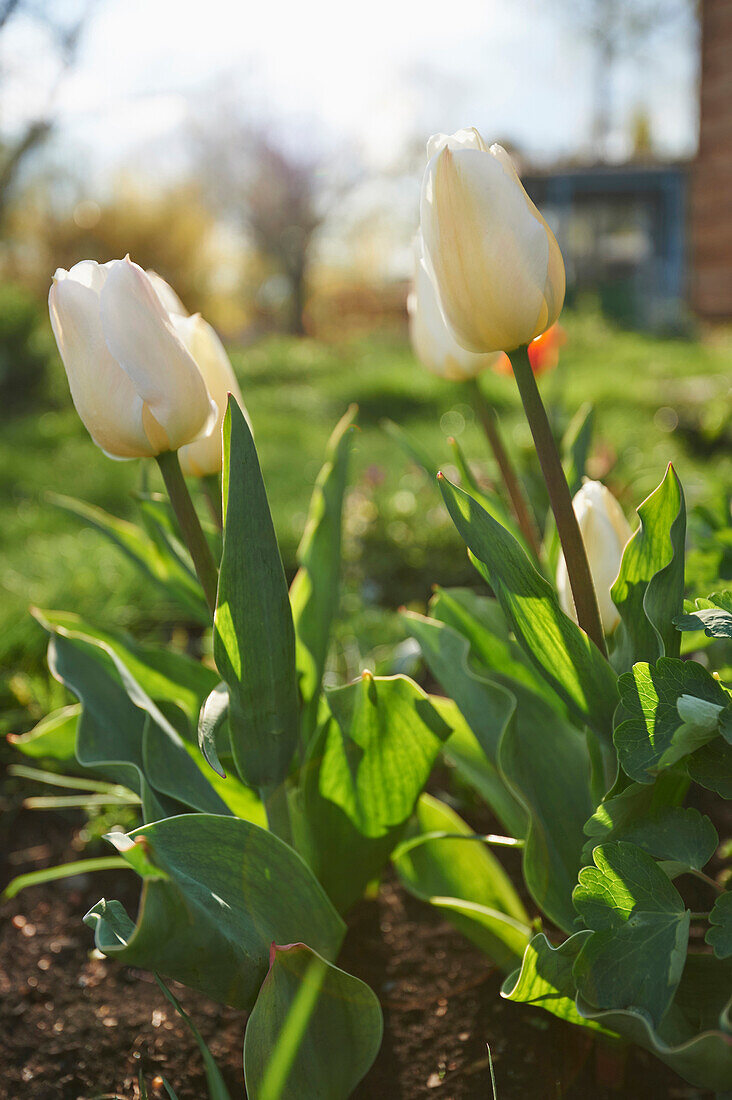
left=403, top=611, right=524, bottom=833
left=438, top=474, right=617, bottom=741
left=501, top=931, right=605, bottom=1032
left=428, top=586, right=567, bottom=713
left=34, top=608, right=218, bottom=733
left=381, top=417, right=438, bottom=480
left=674, top=591, right=732, bottom=639
left=9, top=703, right=80, bottom=765
left=321, top=673, right=451, bottom=838
left=614, top=657, right=730, bottom=782
left=498, top=701, right=594, bottom=932
left=562, top=402, right=595, bottom=498
left=49, top=492, right=209, bottom=623
left=576, top=955, right=732, bottom=1092
left=428, top=694, right=527, bottom=841
left=243, top=943, right=382, bottom=1100
left=215, top=397, right=299, bottom=789
left=289, top=406, right=356, bottom=742
left=611, top=465, right=686, bottom=672
left=573, top=842, right=690, bottom=1028
left=292, top=674, right=450, bottom=912
left=687, top=737, right=732, bottom=798
left=707, top=892, right=732, bottom=959
left=393, top=794, right=531, bottom=970
left=85, top=814, right=345, bottom=1011
left=198, top=682, right=229, bottom=778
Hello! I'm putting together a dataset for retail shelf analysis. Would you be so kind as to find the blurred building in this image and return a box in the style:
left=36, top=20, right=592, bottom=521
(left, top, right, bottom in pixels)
left=524, top=162, right=687, bottom=330
left=690, top=0, right=732, bottom=321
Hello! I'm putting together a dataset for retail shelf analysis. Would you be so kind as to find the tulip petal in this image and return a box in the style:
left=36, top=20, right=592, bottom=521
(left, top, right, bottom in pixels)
left=146, top=270, right=189, bottom=317
left=100, top=258, right=214, bottom=453
left=174, top=314, right=251, bottom=477
left=49, top=265, right=153, bottom=458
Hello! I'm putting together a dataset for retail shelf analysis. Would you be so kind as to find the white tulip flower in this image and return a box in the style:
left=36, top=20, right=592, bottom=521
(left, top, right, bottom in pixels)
left=420, top=128, right=565, bottom=354
left=49, top=257, right=215, bottom=459
left=556, top=480, right=633, bottom=635
left=408, top=234, right=507, bottom=381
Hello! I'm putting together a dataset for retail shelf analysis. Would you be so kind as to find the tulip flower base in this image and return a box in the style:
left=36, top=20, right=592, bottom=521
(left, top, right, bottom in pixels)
left=1, top=808, right=713, bottom=1100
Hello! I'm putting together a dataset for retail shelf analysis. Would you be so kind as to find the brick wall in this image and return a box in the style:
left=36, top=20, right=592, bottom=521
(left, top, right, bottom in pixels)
left=691, top=0, right=732, bottom=318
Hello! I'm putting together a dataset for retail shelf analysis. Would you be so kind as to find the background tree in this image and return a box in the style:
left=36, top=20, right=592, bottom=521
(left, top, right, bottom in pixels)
left=0, top=1, right=98, bottom=228
left=193, top=100, right=327, bottom=336
left=563, top=0, right=696, bottom=157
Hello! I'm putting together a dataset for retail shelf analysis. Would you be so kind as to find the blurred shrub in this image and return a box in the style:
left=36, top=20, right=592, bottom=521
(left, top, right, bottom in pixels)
left=0, top=282, right=54, bottom=412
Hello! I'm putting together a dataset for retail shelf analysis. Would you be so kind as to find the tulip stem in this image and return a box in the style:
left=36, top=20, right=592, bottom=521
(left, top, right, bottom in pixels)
left=511, top=345, right=607, bottom=657
left=201, top=473, right=223, bottom=531
left=156, top=450, right=219, bottom=616
left=466, top=377, right=541, bottom=561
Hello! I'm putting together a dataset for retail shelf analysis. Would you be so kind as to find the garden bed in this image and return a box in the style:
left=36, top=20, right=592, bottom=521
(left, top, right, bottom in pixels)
left=1, top=810, right=712, bottom=1100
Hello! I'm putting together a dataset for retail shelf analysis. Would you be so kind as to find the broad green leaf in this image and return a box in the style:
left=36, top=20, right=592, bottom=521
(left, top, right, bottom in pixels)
left=611, top=465, right=686, bottom=671
left=9, top=703, right=80, bottom=764
left=428, top=694, right=527, bottom=841
left=674, top=591, right=732, bottom=639
left=243, top=943, right=382, bottom=1100
left=707, top=892, right=732, bottom=959
left=582, top=771, right=688, bottom=856
left=85, top=814, right=345, bottom=1010
left=2, top=857, right=131, bottom=901
left=290, top=733, right=403, bottom=914
left=501, top=931, right=606, bottom=1032
left=44, top=628, right=240, bottom=821
left=215, top=397, right=299, bottom=789
left=292, top=675, right=450, bottom=912
left=428, top=587, right=566, bottom=712
left=393, top=794, right=531, bottom=970
left=576, top=955, right=732, bottom=1092
left=687, top=737, right=732, bottom=798
left=49, top=493, right=209, bottom=623
left=405, top=614, right=514, bottom=780
left=438, top=475, right=617, bottom=741
left=35, top=608, right=218, bottom=733
left=601, top=807, right=717, bottom=871
left=614, top=658, right=730, bottom=782
left=498, top=704, right=594, bottom=932
left=46, top=630, right=174, bottom=820
left=321, top=673, right=451, bottom=838
left=154, top=976, right=231, bottom=1100
left=573, top=842, right=690, bottom=1027
left=289, top=406, right=356, bottom=741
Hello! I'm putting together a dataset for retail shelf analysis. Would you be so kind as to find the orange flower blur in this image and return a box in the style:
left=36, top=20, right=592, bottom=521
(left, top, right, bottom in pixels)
left=493, top=323, right=566, bottom=378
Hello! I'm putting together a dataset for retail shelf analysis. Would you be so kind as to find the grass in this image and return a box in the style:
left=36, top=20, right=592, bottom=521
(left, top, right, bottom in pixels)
left=1, top=307, right=730, bottom=730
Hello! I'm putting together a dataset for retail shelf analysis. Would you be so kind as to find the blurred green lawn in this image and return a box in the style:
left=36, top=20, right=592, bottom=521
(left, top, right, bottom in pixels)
left=1, top=308, right=730, bottom=729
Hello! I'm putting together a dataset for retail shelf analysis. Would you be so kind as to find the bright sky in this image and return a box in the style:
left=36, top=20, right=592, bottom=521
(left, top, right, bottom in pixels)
left=3, top=0, right=698, bottom=184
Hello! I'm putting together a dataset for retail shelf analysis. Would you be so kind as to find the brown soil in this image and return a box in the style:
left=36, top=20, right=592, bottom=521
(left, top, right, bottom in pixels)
left=0, top=809, right=713, bottom=1100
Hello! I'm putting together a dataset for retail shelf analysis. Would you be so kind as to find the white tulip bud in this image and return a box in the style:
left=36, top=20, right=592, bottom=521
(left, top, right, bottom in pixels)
left=556, top=480, right=633, bottom=635
left=49, top=257, right=215, bottom=458
left=420, top=128, right=565, bottom=354
left=408, top=234, right=507, bottom=381
left=174, top=313, right=251, bottom=477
